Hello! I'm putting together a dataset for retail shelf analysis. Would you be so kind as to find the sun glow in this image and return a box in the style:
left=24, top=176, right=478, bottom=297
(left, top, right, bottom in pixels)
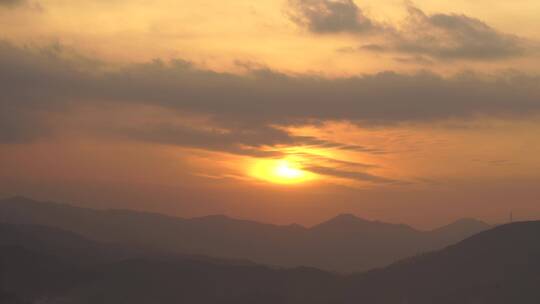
left=250, top=158, right=315, bottom=185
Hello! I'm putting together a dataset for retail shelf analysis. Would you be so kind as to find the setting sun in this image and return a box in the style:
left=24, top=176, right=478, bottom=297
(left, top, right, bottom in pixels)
left=250, top=158, right=315, bottom=185
left=275, top=160, right=303, bottom=179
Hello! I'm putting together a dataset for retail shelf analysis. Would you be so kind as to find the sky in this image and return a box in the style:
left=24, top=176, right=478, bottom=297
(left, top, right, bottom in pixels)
left=1, top=0, right=540, bottom=228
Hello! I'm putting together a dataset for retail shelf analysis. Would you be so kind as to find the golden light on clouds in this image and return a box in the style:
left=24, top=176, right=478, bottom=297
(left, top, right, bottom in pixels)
left=250, top=157, right=316, bottom=185
left=2, top=0, right=540, bottom=227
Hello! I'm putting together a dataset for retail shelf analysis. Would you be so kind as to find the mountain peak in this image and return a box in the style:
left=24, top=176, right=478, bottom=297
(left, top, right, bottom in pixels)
left=329, top=213, right=369, bottom=223
left=311, top=214, right=421, bottom=236
left=193, top=214, right=232, bottom=221
left=287, top=223, right=305, bottom=230
left=452, top=218, right=489, bottom=226
left=436, top=218, right=490, bottom=230
left=335, top=213, right=361, bottom=219
left=312, top=213, right=371, bottom=230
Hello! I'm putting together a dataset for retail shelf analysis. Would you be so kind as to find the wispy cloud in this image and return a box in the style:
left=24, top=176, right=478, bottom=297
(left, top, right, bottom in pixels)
left=304, top=165, right=400, bottom=184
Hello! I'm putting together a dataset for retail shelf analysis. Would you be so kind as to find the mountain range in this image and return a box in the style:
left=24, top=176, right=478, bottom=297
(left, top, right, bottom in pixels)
left=0, top=196, right=490, bottom=272
left=1, top=220, right=539, bottom=303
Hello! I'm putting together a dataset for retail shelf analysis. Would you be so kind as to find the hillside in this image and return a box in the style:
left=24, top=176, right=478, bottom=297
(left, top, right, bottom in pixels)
left=1, top=221, right=539, bottom=303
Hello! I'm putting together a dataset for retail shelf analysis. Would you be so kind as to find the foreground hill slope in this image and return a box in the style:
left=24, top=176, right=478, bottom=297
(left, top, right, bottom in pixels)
left=0, top=197, right=489, bottom=272
left=343, top=221, right=540, bottom=303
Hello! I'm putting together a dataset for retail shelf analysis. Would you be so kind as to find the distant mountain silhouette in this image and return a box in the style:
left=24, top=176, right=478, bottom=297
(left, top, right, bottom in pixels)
left=0, top=196, right=490, bottom=272
left=1, top=221, right=539, bottom=303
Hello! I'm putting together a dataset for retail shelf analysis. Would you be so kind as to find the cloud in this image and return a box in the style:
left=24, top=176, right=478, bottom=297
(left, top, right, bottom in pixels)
left=287, top=137, right=386, bottom=154
left=0, top=0, right=41, bottom=10
left=117, top=122, right=380, bottom=158
left=1, top=40, right=540, bottom=152
left=288, top=1, right=529, bottom=60
left=287, top=0, right=376, bottom=33
left=304, top=165, right=399, bottom=184
left=0, top=109, right=51, bottom=143
left=361, top=5, right=526, bottom=60
left=0, top=0, right=26, bottom=7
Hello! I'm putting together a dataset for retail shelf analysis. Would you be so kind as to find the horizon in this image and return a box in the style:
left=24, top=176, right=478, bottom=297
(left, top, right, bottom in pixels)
left=0, top=195, right=496, bottom=230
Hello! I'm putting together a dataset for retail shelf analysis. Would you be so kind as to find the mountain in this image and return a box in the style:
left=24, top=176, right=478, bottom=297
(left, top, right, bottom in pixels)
left=1, top=221, right=539, bottom=303
left=305, top=213, right=427, bottom=271
left=0, top=223, right=340, bottom=304
left=341, top=221, right=540, bottom=303
left=0, top=196, right=490, bottom=272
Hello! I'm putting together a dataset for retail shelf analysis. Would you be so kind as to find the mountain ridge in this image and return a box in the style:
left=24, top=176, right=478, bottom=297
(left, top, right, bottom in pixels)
left=0, top=196, right=488, bottom=231
left=0, top=196, right=491, bottom=272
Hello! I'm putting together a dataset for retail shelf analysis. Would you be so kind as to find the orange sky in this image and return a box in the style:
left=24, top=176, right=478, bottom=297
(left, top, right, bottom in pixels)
left=1, top=0, right=540, bottom=228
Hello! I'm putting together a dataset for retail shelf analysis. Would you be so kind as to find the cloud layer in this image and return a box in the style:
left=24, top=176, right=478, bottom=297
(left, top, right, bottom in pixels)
left=288, top=0, right=529, bottom=61
left=2, top=41, right=540, bottom=147
left=1, top=40, right=540, bottom=184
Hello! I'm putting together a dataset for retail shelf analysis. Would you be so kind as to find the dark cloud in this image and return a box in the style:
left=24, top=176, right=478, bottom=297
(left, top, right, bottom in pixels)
left=0, top=0, right=26, bottom=7
left=362, top=5, right=526, bottom=60
left=287, top=0, right=376, bottom=34
left=293, top=153, right=379, bottom=170
left=121, top=123, right=290, bottom=158
left=289, top=137, right=386, bottom=154
left=392, top=55, right=434, bottom=66
left=117, top=122, right=380, bottom=158
left=288, top=1, right=528, bottom=60
left=0, top=109, right=51, bottom=143
left=1, top=41, right=540, bottom=152
left=304, top=165, right=399, bottom=184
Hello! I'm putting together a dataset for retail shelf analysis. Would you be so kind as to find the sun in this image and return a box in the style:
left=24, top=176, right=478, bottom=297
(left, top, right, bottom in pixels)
left=275, top=160, right=303, bottom=179
left=250, top=158, right=314, bottom=185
